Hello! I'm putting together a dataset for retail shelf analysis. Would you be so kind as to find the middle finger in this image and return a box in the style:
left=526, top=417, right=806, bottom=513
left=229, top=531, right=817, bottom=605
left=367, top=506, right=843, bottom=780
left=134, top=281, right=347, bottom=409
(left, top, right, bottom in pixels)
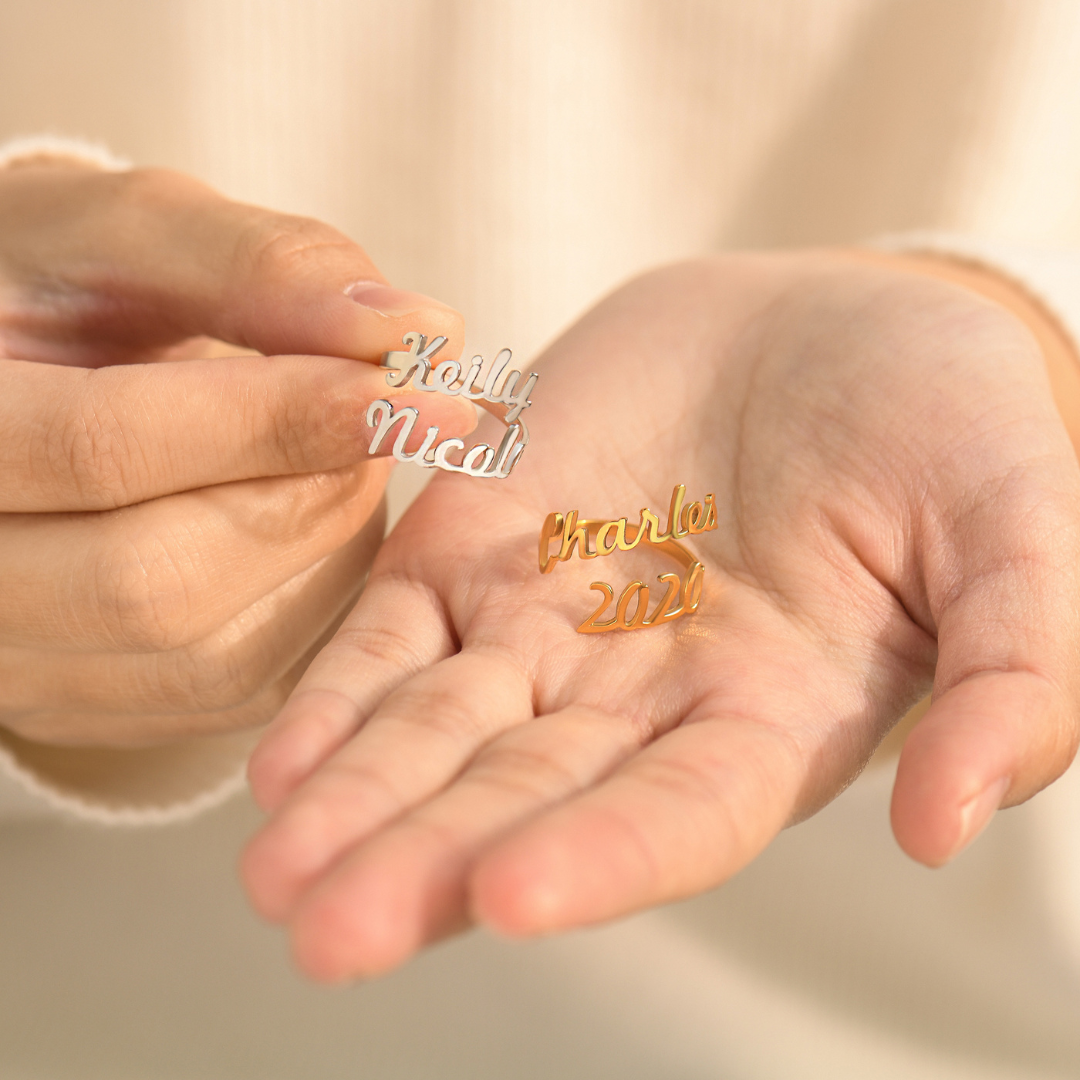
left=0, top=459, right=390, bottom=651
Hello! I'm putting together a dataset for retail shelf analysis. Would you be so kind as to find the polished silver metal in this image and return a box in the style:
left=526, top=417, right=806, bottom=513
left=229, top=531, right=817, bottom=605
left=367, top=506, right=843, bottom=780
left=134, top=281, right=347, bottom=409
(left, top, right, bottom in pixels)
left=367, top=332, right=538, bottom=478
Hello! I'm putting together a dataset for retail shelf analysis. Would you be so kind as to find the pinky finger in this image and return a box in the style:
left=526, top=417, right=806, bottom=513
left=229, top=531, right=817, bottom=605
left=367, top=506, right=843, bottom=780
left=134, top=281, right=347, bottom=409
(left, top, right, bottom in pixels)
left=247, top=571, right=456, bottom=812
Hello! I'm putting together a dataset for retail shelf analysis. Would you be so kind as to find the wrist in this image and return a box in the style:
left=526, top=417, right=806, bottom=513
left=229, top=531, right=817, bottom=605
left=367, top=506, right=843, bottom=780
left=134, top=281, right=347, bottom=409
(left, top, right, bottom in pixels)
left=849, top=248, right=1080, bottom=456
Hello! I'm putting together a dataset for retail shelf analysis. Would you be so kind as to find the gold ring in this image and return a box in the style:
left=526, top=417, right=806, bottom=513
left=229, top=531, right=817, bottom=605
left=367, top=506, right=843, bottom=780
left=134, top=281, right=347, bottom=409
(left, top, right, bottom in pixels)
left=538, top=484, right=715, bottom=633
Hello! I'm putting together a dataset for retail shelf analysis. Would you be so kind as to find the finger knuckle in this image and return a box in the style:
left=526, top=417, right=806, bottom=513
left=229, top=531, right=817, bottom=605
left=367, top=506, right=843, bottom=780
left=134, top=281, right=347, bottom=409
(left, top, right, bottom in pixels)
left=161, top=635, right=274, bottom=712
left=38, top=381, right=144, bottom=508
left=317, top=383, right=380, bottom=450
left=282, top=467, right=374, bottom=533
left=90, top=529, right=199, bottom=650
left=466, top=743, right=583, bottom=802
left=234, top=212, right=357, bottom=284
left=246, top=360, right=362, bottom=476
left=248, top=388, right=303, bottom=474
left=313, top=759, right=408, bottom=823
left=387, top=685, right=492, bottom=745
left=265, top=383, right=334, bottom=473
left=331, top=620, right=435, bottom=681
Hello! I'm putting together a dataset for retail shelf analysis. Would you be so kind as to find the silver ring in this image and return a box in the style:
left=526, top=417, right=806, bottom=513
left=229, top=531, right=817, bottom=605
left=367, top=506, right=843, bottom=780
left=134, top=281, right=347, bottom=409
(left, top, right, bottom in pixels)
left=366, top=332, right=538, bottom=479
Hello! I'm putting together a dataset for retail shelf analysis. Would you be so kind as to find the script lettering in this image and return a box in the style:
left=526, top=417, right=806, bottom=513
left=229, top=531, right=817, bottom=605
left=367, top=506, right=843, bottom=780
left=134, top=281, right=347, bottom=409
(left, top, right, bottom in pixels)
left=575, top=564, right=706, bottom=634
left=366, top=399, right=527, bottom=479
left=371, top=333, right=538, bottom=479
left=541, top=486, right=717, bottom=572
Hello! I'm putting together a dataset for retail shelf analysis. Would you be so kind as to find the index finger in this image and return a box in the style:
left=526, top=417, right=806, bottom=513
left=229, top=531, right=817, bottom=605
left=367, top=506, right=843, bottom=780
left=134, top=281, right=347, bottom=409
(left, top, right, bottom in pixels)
left=0, top=355, right=477, bottom=511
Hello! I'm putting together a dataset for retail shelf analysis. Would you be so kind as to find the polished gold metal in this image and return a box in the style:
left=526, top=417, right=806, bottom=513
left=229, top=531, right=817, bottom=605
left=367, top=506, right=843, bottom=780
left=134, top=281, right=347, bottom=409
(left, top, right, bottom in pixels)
left=538, top=485, right=716, bottom=633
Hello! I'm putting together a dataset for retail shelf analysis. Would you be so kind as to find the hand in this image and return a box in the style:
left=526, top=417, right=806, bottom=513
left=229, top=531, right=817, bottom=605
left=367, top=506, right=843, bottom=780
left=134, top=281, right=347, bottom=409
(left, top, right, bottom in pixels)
left=242, top=252, right=1080, bottom=981
left=0, top=160, right=475, bottom=744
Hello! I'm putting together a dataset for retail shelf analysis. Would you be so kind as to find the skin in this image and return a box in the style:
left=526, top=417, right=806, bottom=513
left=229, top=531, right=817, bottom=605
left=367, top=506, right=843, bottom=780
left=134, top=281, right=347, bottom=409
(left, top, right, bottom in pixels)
left=241, top=251, right=1080, bottom=982
left=0, top=160, right=476, bottom=745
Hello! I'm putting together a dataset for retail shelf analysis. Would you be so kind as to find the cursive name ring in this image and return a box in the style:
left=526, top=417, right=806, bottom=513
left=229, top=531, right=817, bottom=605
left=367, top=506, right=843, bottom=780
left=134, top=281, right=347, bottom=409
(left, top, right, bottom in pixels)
left=538, top=484, right=716, bottom=633
left=366, top=331, right=539, bottom=480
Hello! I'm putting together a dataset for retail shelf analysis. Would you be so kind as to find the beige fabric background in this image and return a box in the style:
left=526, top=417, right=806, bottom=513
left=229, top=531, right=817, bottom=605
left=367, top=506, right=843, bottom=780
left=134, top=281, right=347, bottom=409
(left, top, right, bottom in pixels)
left=1, top=771, right=1077, bottom=1080
left=3, top=1, right=1080, bottom=1076
left=6, top=0, right=1080, bottom=358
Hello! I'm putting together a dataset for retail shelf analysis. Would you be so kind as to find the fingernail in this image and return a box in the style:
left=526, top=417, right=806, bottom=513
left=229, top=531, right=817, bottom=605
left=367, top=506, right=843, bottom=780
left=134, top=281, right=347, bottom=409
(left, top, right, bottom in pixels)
left=346, top=280, right=444, bottom=318
left=952, top=776, right=1010, bottom=858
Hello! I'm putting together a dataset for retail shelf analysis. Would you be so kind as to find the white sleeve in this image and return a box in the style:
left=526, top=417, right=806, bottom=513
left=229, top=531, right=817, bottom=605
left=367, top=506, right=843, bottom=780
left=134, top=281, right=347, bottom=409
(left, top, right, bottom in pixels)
left=0, top=729, right=257, bottom=825
left=0, top=133, right=131, bottom=171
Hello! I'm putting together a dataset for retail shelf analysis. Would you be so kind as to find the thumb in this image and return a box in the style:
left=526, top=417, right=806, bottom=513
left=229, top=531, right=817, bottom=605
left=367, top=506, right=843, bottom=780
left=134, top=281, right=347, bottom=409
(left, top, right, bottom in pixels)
left=891, top=455, right=1080, bottom=865
left=210, top=204, right=463, bottom=364
left=0, top=164, right=462, bottom=365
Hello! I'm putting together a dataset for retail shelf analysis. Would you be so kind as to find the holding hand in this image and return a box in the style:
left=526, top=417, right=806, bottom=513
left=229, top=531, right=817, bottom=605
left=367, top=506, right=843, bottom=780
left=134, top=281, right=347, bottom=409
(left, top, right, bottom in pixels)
left=244, top=251, right=1080, bottom=981
left=0, top=160, right=475, bottom=745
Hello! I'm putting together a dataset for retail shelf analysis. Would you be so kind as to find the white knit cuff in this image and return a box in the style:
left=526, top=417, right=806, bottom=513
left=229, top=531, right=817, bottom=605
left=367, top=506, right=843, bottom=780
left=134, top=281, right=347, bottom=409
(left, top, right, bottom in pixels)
left=0, top=134, right=131, bottom=173
left=0, top=728, right=257, bottom=826
left=870, top=231, right=1080, bottom=363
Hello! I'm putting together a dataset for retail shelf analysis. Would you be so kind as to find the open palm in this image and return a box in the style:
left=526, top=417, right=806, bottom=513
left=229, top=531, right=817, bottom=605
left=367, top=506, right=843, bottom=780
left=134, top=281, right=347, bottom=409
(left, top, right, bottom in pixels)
left=243, top=252, right=1080, bottom=981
